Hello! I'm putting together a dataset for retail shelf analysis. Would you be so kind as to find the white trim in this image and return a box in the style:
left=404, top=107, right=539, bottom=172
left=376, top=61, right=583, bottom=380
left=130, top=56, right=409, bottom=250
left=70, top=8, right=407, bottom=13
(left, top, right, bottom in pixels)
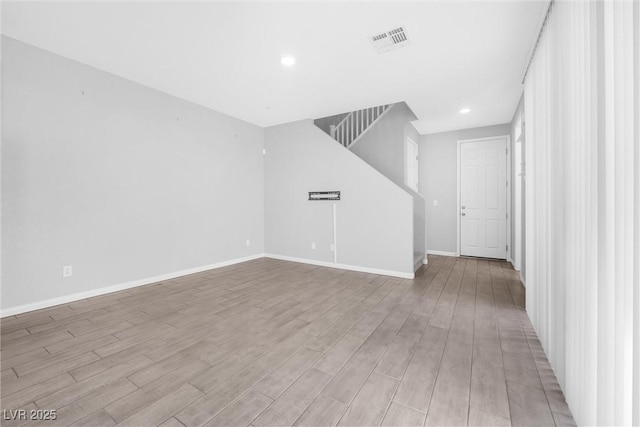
left=506, top=135, right=512, bottom=263
left=513, top=127, right=524, bottom=272
left=519, top=270, right=526, bottom=288
left=332, top=203, right=338, bottom=264
left=264, top=253, right=414, bottom=279
left=457, top=135, right=511, bottom=260
left=0, top=254, right=265, bottom=318
left=426, top=250, right=458, bottom=257
left=457, top=135, right=512, bottom=144
left=1, top=252, right=416, bottom=317
left=456, top=141, right=462, bottom=257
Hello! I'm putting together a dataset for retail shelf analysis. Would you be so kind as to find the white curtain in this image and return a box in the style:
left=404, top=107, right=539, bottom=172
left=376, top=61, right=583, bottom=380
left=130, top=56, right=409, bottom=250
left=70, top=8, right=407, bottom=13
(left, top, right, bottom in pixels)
left=524, top=1, right=639, bottom=425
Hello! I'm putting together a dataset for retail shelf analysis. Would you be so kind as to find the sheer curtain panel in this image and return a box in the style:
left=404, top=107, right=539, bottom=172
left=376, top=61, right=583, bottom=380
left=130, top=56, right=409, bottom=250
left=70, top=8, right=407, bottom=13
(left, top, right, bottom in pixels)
left=523, top=1, right=639, bottom=425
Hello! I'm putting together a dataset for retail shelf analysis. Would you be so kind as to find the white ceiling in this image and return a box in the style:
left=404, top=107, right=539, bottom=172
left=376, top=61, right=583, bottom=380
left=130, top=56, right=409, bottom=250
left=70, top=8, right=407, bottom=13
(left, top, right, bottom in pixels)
left=2, top=1, right=546, bottom=134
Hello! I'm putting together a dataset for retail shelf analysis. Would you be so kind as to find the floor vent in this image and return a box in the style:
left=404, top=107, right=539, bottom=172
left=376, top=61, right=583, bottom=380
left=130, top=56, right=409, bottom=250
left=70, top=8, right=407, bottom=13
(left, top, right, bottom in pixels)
left=370, top=26, right=410, bottom=54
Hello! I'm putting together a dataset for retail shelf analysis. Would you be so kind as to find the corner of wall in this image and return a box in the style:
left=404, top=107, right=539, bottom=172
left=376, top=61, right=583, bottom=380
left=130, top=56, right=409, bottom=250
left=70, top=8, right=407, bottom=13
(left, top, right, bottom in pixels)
left=263, top=119, right=414, bottom=276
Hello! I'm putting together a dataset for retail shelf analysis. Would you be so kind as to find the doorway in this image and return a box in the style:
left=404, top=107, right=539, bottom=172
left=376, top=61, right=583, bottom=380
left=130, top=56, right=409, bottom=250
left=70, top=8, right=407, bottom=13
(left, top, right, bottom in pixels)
left=457, top=136, right=510, bottom=259
left=514, top=118, right=524, bottom=272
left=406, top=137, right=419, bottom=192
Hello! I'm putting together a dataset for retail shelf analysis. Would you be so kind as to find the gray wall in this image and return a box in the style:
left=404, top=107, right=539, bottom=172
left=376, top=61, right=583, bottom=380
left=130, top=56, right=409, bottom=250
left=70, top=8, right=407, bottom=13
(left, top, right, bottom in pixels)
left=420, top=123, right=511, bottom=254
left=412, top=192, right=426, bottom=267
left=351, top=103, right=416, bottom=188
left=404, top=115, right=427, bottom=265
left=264, top=120, right=414, bottom=275
left=313, top=112, right=349, bottom=137
left=2, top=37, right=265, bottom=311
left=349, top=102, right=426, bottom=265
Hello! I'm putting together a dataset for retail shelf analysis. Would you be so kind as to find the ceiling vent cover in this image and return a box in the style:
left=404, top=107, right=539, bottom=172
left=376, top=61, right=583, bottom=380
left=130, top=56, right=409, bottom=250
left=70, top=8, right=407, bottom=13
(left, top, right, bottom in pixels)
left=370, top=26, right=410, bottom=54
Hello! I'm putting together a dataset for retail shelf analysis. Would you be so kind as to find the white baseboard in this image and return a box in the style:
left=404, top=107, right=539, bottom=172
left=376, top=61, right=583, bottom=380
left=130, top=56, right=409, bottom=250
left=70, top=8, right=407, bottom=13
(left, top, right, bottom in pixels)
left=519, top=271, right=526, bottom=287
left=426, top=250, right=458, bottom=257
left=0, top=253, right=265, bottom=318
left=1, top=253, right=417, bottom=317
left=264, top=253, right=414, bottom=279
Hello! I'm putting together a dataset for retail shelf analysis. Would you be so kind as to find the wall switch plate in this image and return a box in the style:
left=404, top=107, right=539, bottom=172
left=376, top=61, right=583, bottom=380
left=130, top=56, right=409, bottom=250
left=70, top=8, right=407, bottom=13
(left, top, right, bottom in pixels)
left=330, top=244, right=335, bottom=252
left=246, top=239, right=251, bottom=246
left=311, top=242, right=316, bottom=250
left=433, top=200, right=439, bottom=206
left=63, top=266, right=72, bottom=277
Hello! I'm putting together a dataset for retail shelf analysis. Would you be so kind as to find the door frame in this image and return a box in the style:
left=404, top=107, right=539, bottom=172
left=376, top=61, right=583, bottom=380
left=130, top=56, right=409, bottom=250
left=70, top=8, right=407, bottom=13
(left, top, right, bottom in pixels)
left=513, top=132, right=523, bottom=271
left=456, top=135, right=512, bottom=258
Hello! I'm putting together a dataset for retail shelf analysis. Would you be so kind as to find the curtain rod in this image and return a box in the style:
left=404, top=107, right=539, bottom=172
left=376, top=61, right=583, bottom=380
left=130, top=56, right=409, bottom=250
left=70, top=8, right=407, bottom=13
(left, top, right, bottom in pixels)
left=521, top=0, right=554, bottom=84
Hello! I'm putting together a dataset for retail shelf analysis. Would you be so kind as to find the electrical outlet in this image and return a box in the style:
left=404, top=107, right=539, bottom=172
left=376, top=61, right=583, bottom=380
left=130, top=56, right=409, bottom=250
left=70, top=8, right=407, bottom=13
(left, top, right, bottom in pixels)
left=63, top=266, right=72, bottom=277
left=311, top=242, right=316, bottom=250
left=246, top=239, right=251, bottom=246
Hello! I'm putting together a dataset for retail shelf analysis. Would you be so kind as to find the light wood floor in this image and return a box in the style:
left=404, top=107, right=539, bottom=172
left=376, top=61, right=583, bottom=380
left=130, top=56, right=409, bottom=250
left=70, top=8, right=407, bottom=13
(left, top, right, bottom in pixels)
left=1, top=256, right=576, bottom=427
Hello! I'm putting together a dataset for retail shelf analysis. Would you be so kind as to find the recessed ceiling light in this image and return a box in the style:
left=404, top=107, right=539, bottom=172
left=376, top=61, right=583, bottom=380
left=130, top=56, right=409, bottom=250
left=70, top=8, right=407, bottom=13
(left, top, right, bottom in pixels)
left=459, top=108, right=471, bottom=114
left=281, top=55, right=296, bottom=67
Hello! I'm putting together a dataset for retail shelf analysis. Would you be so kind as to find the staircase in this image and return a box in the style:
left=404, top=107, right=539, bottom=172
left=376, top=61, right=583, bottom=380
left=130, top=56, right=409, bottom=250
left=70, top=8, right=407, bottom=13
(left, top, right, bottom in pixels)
left=328, top=104, right=394, bottom=149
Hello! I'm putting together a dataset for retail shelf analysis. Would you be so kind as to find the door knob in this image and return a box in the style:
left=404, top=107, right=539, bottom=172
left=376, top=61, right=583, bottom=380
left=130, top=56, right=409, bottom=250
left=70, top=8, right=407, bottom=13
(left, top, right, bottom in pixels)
left=461, top=206, right=466, bottom=209
left=461, top=213, right=466, bottom=216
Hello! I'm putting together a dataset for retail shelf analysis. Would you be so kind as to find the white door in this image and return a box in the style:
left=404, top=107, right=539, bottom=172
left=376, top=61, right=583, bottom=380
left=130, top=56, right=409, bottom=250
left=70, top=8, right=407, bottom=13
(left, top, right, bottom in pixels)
left=460, top=138, right=507, bottom=259
left=406, top=137, right=419, bottom=192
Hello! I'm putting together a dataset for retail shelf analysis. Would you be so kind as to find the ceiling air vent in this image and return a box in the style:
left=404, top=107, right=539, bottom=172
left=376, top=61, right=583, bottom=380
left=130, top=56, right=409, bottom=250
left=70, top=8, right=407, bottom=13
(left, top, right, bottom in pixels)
left=370, top=26, right=410, bottom=54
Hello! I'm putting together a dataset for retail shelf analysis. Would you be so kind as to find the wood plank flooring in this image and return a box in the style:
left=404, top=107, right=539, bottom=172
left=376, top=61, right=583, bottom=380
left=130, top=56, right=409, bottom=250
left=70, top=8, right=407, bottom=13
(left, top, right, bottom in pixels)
left=1, top=256, right=576, bottom=426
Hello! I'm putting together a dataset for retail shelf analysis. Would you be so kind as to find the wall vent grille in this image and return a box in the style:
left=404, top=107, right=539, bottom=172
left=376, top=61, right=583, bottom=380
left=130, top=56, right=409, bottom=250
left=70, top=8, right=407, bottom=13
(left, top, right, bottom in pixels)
left=370, top=26, right=410, bottom=53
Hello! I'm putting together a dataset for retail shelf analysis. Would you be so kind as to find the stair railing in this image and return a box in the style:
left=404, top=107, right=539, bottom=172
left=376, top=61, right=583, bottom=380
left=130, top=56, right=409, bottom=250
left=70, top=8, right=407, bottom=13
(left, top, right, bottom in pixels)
left=330, top=104, right=393, bottom=149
